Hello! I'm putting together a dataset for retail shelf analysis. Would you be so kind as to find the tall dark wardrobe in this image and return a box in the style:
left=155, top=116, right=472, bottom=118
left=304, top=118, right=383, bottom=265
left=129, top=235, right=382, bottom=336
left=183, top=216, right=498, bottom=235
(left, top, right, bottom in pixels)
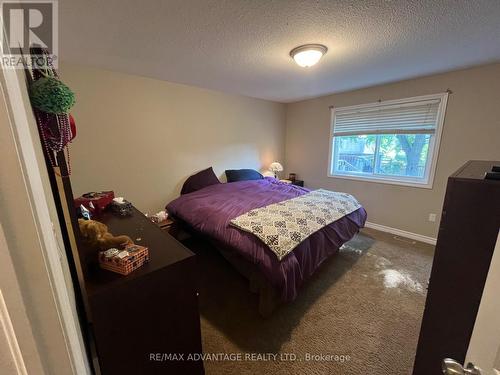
left=413, top=160, right=500, bottom=374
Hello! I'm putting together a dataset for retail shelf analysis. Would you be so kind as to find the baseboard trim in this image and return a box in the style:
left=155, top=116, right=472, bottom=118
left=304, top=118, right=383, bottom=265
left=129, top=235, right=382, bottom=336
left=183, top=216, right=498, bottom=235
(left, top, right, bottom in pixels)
left=365, top=221, right=437, bottom=245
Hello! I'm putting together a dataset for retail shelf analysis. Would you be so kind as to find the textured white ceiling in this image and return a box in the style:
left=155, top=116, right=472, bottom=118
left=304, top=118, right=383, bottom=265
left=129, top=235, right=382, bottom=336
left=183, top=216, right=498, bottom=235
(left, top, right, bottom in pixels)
left=60, top=0, right=500, bottom=103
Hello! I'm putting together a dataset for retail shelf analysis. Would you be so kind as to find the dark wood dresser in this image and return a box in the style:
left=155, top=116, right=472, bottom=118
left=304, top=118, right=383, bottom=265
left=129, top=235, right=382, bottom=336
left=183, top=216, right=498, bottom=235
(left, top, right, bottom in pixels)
left=84, top=207, right=204, bottom=375
left=413, top=160, right=500, bottom=374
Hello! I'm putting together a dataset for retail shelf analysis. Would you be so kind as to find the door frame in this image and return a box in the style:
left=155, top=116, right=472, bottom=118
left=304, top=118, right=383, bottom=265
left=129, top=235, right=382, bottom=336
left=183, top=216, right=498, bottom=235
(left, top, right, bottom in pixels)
left=1, top=62, right=91, bottom=374
left=465, top=230, right=500, bottom=374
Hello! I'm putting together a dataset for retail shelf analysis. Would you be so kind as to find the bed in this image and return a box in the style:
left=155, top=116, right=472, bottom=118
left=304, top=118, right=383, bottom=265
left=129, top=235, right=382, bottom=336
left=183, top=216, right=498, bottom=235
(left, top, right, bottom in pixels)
left=166, top=177, right=367, bottom=315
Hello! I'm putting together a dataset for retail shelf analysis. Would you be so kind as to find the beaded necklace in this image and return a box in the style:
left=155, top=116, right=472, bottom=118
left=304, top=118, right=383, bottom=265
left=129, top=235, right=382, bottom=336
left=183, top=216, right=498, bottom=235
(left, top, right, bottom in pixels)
left=31, top=51, right=74, bottom=175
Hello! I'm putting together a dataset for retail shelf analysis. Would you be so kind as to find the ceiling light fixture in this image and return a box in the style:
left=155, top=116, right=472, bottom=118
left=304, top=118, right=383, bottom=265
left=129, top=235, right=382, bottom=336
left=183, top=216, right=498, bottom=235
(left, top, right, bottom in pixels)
left=290, top=44, right=328, bottom=68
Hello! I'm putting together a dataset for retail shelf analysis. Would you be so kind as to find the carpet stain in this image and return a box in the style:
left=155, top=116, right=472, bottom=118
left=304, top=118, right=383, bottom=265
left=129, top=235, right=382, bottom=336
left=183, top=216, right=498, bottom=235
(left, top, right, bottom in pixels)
left=378, top=269, right=424, bottom=294
left=372, top=254, right=393, bottom=269
left=183, top=227, right=434, bottom=375
left=339, top=243, right=363, bottom=255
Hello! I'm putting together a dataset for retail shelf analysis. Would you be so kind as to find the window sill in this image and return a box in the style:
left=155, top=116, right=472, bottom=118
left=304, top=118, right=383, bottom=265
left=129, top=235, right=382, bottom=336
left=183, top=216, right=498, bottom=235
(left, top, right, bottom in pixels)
left=327, top=173, right=434, bottom=189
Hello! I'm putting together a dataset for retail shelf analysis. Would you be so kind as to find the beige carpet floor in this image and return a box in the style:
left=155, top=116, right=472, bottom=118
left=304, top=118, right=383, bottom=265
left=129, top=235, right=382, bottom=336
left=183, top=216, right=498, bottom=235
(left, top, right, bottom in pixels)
left=183, top=228, right=434, bottom=375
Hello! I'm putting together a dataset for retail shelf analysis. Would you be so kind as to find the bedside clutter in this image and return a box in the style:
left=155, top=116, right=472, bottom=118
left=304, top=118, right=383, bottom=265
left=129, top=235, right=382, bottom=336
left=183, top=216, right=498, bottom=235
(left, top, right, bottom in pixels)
left=280, top=179, right=304, bottom=187
left=279, top=172, right=304, bottom=187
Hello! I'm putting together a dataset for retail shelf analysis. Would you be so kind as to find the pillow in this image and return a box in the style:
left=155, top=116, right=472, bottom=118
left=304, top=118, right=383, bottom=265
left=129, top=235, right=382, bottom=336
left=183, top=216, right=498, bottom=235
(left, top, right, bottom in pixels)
left=181, top=167, right=221, bottom=195
left=225, top=169, right=264, bottom=183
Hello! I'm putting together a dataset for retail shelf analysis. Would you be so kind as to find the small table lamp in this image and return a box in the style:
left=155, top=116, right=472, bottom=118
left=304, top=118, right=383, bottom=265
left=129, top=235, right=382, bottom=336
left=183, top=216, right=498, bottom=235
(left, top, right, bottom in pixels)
left=269, top=162, right=284, bottom=178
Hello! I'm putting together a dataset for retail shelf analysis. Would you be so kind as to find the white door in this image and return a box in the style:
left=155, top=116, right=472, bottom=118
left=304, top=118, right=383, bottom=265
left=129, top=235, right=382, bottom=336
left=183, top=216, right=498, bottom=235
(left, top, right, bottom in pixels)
left=445, top=230, right=500, bottom=375
left=463, top=230, right=500, bottom=375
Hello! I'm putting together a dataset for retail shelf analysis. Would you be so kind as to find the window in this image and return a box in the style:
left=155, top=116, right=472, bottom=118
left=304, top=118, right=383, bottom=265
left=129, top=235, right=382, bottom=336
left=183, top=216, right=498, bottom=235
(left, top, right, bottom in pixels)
left=328, top=93, right=448, bottom=188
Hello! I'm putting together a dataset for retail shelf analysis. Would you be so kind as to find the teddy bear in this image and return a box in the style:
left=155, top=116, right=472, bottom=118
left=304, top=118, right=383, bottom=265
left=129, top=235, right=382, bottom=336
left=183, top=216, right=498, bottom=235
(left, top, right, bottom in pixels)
left=78, top=218, right=133, bottom=250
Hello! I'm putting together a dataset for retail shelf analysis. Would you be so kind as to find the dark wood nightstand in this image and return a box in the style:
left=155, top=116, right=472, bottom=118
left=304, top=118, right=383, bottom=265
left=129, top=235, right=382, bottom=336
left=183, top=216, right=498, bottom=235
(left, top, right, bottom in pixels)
left=157, top=217, right=174, bottom=230
left=281, top=179, right=304, bottom=187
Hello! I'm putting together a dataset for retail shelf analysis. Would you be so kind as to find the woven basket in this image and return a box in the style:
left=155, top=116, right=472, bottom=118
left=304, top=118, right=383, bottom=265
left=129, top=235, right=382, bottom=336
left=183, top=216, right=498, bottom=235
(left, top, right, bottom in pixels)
left=99, top=244, right=149, bottom=275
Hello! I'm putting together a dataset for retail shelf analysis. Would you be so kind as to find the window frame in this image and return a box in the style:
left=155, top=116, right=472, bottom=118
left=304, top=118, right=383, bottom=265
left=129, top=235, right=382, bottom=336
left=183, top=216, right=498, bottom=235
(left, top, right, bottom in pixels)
left=327, top=93, right=449, bottom=189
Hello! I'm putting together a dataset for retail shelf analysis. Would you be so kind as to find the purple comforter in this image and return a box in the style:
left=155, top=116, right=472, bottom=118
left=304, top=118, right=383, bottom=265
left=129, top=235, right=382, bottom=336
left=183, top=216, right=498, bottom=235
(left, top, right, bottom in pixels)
left=166, top=178, right=367, bottom=302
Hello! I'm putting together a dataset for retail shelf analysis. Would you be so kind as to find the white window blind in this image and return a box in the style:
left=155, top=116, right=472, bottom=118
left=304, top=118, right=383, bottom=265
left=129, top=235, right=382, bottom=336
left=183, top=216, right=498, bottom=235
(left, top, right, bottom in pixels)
left=328, top=93, right=449, bottom=188
left=332, top=98, right=441, bottom=136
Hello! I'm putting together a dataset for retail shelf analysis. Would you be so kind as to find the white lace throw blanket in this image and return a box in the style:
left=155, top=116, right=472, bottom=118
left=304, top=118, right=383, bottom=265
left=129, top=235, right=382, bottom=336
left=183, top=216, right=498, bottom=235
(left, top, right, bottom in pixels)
left=230, top=189, right=362, bottom=261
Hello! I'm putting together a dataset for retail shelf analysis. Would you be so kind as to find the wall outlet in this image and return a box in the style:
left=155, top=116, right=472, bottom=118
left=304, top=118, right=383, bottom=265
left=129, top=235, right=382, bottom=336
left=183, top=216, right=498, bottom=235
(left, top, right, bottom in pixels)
left=428, top=213, right=437, bottom=222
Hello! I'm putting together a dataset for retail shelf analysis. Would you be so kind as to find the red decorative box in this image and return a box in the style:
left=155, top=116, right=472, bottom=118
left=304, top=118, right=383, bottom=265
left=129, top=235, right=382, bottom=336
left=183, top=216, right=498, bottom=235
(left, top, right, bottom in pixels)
left=99, top=244, right=149, bottom=276
left=74, top=191, right=115, bottom=214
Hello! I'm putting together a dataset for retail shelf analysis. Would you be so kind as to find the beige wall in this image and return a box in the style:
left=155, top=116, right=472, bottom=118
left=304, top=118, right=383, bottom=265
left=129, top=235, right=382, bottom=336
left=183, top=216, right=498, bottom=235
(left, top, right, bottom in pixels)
left=62, top=63, right=286, bottom=214
left=62, top=63, right=500, bottom=237
left=285, top=64, right=500, bottom=238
